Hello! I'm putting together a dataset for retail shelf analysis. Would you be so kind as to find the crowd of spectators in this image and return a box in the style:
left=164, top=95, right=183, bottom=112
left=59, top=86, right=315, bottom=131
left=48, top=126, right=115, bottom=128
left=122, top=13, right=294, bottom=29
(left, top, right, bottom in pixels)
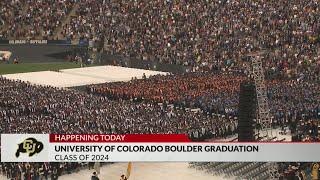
left=2, top=0, right=319, bottom=77
left=59, top=0, right=106, bottom=43
left=268, top=80, right=320, bottom=126
left=0, top=76, right=237, bottom=179
left=0, top=0, right=75, bottom=40
left=275, top=121, right=320, bottom=179
left=59, top=0, right=320, bottom=77
left=0, top=0, right=25, bottom=39
left=0, top=77, right=237, bottom=136
left=279, top=162, right=320, bottom=179
left=89, top=73, right=245, bottom=110
left=291, top=120, right=319, bottom=142
left=1, top=0, right=320, bottom=179
left=0, top=73, right=318, bottom=178
left=89, top=72, right=320, bottom=125
left=1, top=162, right=78, bottom=180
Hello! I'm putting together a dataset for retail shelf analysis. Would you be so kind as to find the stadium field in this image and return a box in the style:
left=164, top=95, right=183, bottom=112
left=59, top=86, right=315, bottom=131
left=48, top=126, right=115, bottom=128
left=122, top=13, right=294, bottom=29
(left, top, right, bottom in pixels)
left=0, top=62, right=83, bottom=75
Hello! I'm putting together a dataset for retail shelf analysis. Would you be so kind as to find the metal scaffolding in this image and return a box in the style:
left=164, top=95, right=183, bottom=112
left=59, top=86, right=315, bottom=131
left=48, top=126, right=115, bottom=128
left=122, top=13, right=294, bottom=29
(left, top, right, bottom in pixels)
left=251, top=55, right=273, bottom=137
left=249, top=52, right=279, bottom=179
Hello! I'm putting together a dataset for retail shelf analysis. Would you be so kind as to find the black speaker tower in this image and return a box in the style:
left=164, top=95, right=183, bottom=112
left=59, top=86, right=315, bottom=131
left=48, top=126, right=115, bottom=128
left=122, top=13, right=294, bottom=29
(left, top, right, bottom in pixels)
left=238, top=81, right=256, bottom=142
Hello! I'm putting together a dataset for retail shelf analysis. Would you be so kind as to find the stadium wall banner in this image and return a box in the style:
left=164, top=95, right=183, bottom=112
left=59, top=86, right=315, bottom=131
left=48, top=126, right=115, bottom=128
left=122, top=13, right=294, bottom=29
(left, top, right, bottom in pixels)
left=0, top=44, right=79, bottom=62
left=1, top=134, right=320, bottom=162
left=0, top=40, right=72, bottom=45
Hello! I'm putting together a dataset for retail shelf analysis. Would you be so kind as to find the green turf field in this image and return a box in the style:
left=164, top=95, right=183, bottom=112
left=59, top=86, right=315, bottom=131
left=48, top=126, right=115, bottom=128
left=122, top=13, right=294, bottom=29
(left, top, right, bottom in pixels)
left=0, top=62, right=82, bottom=75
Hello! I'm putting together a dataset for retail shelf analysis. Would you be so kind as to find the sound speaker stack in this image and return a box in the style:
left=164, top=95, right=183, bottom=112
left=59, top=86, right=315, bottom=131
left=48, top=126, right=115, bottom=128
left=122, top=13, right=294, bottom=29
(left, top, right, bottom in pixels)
left=238, top=81, right=256, bottom=142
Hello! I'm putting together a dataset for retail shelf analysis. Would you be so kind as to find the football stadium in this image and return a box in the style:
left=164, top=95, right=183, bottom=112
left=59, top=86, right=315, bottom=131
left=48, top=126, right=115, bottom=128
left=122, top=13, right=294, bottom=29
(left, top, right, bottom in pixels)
left=0, top=0, right=320, bottom=179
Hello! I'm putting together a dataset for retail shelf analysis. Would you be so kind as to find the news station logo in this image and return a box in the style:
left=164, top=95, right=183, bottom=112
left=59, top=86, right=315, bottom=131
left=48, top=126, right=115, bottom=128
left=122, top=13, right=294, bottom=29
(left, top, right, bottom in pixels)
left=15, top=137, right=44, bottom=158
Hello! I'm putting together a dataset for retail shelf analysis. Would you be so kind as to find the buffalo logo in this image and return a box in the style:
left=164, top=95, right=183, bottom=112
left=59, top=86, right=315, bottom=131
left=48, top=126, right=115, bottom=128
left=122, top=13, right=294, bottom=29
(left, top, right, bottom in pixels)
left=15, top=138, right=43, bottom=158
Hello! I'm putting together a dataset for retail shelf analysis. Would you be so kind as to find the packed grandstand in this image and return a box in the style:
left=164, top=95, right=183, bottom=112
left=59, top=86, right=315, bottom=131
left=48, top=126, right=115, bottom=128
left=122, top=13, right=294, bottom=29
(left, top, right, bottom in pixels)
left=0, top=0, right=320, bottom=179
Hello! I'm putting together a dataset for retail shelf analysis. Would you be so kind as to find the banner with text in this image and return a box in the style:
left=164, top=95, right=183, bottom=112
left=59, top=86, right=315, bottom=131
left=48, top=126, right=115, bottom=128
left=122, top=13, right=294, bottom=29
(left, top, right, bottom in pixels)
left=0, top=40, right=72, bottom=45
left=1, top=134, right=320, bottom=162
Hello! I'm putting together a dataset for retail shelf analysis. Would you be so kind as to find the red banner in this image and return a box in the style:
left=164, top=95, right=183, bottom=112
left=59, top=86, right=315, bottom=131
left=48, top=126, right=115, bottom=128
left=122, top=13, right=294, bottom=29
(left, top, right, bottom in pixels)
left=50, top=134, right=191, bottom=143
